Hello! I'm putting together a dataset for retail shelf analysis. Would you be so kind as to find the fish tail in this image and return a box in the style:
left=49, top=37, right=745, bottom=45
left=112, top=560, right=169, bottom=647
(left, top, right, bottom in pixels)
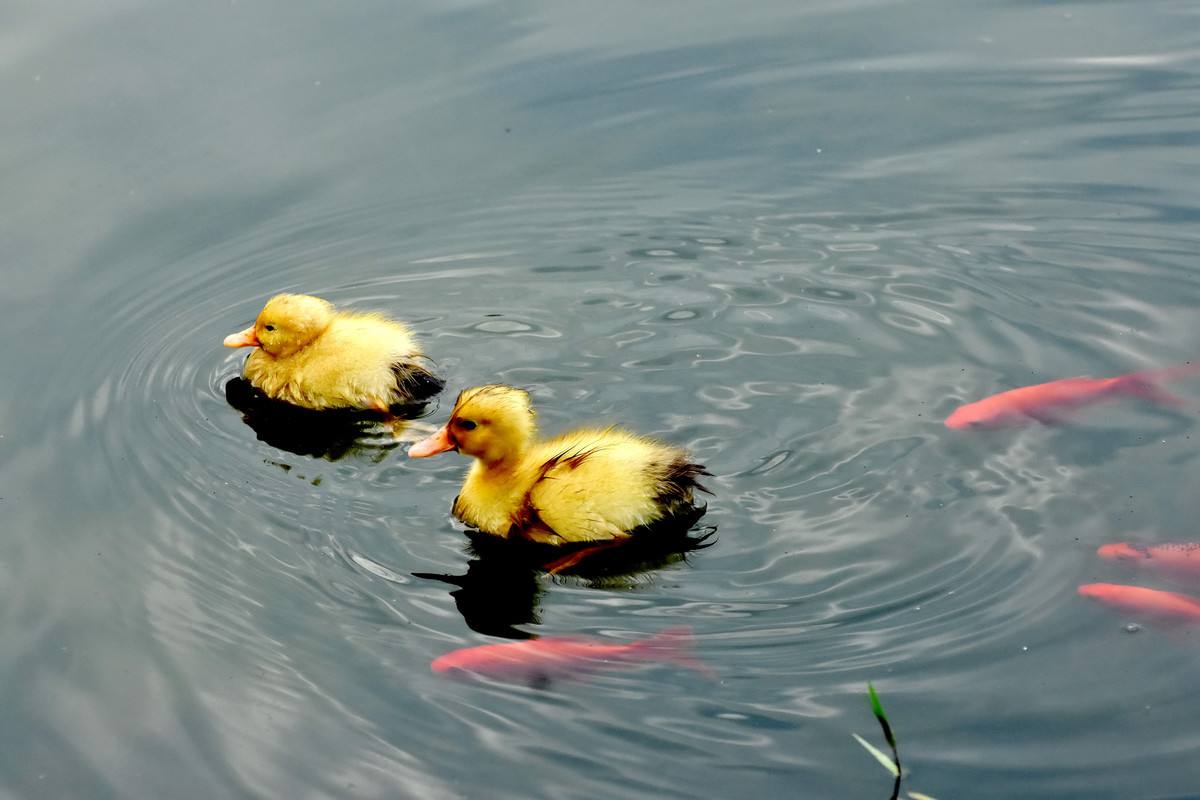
left=1112, top=374, right=1188, bottom=406
left=1139, top=361, right=1200, bottom=383
left=633, top=626, right=715, bottom=678
left=1115, top=361, right=1200, bottom=403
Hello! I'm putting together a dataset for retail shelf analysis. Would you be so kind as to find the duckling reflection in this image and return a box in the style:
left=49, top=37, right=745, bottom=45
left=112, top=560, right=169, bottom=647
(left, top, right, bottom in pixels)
left=414, top=525, right=716, bottom=640
left=225, top=377, right=430, bottom=461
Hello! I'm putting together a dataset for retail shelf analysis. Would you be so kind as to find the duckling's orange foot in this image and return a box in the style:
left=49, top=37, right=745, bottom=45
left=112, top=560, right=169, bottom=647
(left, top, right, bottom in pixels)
left=543, top=540, right=628, bottom=575
left=367, top=400, right=403, bottom=435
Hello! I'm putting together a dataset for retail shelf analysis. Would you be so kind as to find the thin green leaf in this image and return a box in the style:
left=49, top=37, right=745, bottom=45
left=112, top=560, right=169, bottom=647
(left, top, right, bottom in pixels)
left=868, top=682, right=886, bottom=721
left=852, top=733, right=900, bottom=777
left=907, top=792, right=939, bottom=800
left=868, top=681, right=898, bottom=751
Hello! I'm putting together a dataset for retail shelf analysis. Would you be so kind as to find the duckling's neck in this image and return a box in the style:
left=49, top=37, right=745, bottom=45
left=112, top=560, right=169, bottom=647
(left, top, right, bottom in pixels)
left=475, top=443, right=529, bottom=474
left=470, top=421, right=536, bottom=472
left=460, top=447, right=539, bottom=535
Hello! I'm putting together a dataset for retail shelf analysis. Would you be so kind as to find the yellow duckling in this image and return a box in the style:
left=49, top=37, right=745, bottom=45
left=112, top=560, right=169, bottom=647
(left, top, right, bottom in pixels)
left=223, top=293, right=443, bottom=412
left=408, top=385, right=710, bottom=544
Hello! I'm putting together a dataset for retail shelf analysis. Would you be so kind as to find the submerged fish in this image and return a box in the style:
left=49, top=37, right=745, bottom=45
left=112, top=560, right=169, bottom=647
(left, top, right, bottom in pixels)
left=1097, top=542, right=1200, bottom=578
left=1078, top=582, right=1200, bottom=624
left=431, top=626, right=710, bottom=685
left=944, top=363, right=1197, bottom=429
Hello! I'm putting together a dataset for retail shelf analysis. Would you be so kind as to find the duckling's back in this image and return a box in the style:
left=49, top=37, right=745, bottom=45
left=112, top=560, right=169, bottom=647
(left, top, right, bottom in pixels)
left=314, top=313, right=436, bottom=403
left=527, top=428, right=705, bottom=542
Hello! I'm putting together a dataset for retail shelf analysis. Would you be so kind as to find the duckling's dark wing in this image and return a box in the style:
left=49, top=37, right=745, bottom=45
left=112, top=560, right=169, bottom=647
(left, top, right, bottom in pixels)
left=510, top=444, right=603, bottom=544
left=509, top=511, right=569, bottom=546
left=540, top=442, right=606, bottom=473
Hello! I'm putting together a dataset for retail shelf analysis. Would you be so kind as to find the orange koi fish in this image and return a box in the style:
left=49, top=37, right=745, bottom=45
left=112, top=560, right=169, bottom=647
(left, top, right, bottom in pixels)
left=1097, top=542, right=1200, bottom=578
left=945, top=363, right=1196, bottom=429
left=431, top=626, right=710, bottom=684
left=1078, top=582, right=1200, bottom=623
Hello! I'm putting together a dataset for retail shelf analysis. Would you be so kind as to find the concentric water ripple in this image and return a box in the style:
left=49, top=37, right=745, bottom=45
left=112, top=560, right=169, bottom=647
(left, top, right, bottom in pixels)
left=13, top=145, right=1200, bottom=800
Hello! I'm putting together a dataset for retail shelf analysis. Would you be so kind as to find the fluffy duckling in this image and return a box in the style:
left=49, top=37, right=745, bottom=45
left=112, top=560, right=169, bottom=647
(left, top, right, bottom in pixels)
left=408, top=385, right=710, bottom=544
left=223, top=293, right=443, bottom=412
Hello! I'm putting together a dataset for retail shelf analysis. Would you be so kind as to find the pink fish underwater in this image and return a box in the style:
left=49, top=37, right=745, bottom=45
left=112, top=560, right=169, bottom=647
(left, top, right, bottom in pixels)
left=431, top=626, right=710, bottom=684
left=1078, top=582, right=1200, bottom=624
left=944, top=363, right=1197, bottom=429
left=1097, top=542, right=1200, bottom=579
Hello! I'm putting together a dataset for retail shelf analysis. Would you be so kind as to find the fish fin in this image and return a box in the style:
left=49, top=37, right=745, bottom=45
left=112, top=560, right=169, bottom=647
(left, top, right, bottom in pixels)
left=1023, top=408, right=1067, bottom=425
left=631, top=627, right=715, bottom=678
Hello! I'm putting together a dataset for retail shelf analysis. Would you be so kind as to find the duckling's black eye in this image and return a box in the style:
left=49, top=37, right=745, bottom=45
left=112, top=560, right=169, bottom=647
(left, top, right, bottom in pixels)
left=264, top=324, right=275, bottom=332
left=456, top=419, right=477, bottom=431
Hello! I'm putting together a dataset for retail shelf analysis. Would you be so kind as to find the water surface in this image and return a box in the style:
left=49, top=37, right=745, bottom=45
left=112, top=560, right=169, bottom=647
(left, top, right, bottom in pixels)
left=3, top=1, right=1200, bottom=797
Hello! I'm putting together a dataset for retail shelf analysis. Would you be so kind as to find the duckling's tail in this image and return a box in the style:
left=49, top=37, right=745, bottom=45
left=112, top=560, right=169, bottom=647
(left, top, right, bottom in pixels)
left=392, top=360, right=446, bottom=401
left=658, top=458, right=714, bottom=504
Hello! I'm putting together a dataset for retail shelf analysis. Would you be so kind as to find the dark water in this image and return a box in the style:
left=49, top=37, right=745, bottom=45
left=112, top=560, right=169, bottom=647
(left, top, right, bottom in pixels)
left=4, top=1, right=1200, bottom=797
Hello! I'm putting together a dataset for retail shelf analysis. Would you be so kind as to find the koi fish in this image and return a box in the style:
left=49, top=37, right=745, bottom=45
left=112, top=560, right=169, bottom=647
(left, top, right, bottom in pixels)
left=1077, top=582, right=1200, bottom=623
left=1097, top=542, right=1200, bottom=578
left=944, top=363, right=1197, bottom=429
left=431, top=626, right=711, bottom=685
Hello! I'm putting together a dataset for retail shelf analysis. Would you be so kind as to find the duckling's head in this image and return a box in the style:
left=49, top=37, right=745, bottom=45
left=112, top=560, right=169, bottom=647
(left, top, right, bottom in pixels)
left=409, top=385, right=536, bottom=465
left=223, top=294, right=334, bottom=357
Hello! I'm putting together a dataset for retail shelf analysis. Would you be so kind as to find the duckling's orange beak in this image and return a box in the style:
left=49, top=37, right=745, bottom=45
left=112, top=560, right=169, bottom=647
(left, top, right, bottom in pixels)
left=223, top=326, right=260, bottom=348
left=408, top=426, right=456, bottom=458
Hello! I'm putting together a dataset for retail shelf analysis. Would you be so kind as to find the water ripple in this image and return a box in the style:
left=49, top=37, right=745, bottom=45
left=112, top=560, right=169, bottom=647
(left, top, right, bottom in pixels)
left=20, top=168, right=1200, bottom=799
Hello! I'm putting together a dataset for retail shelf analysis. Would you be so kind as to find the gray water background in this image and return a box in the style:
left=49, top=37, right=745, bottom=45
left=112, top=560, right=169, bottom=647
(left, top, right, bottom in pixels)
left=3, top=1, right=1200, bottom=797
